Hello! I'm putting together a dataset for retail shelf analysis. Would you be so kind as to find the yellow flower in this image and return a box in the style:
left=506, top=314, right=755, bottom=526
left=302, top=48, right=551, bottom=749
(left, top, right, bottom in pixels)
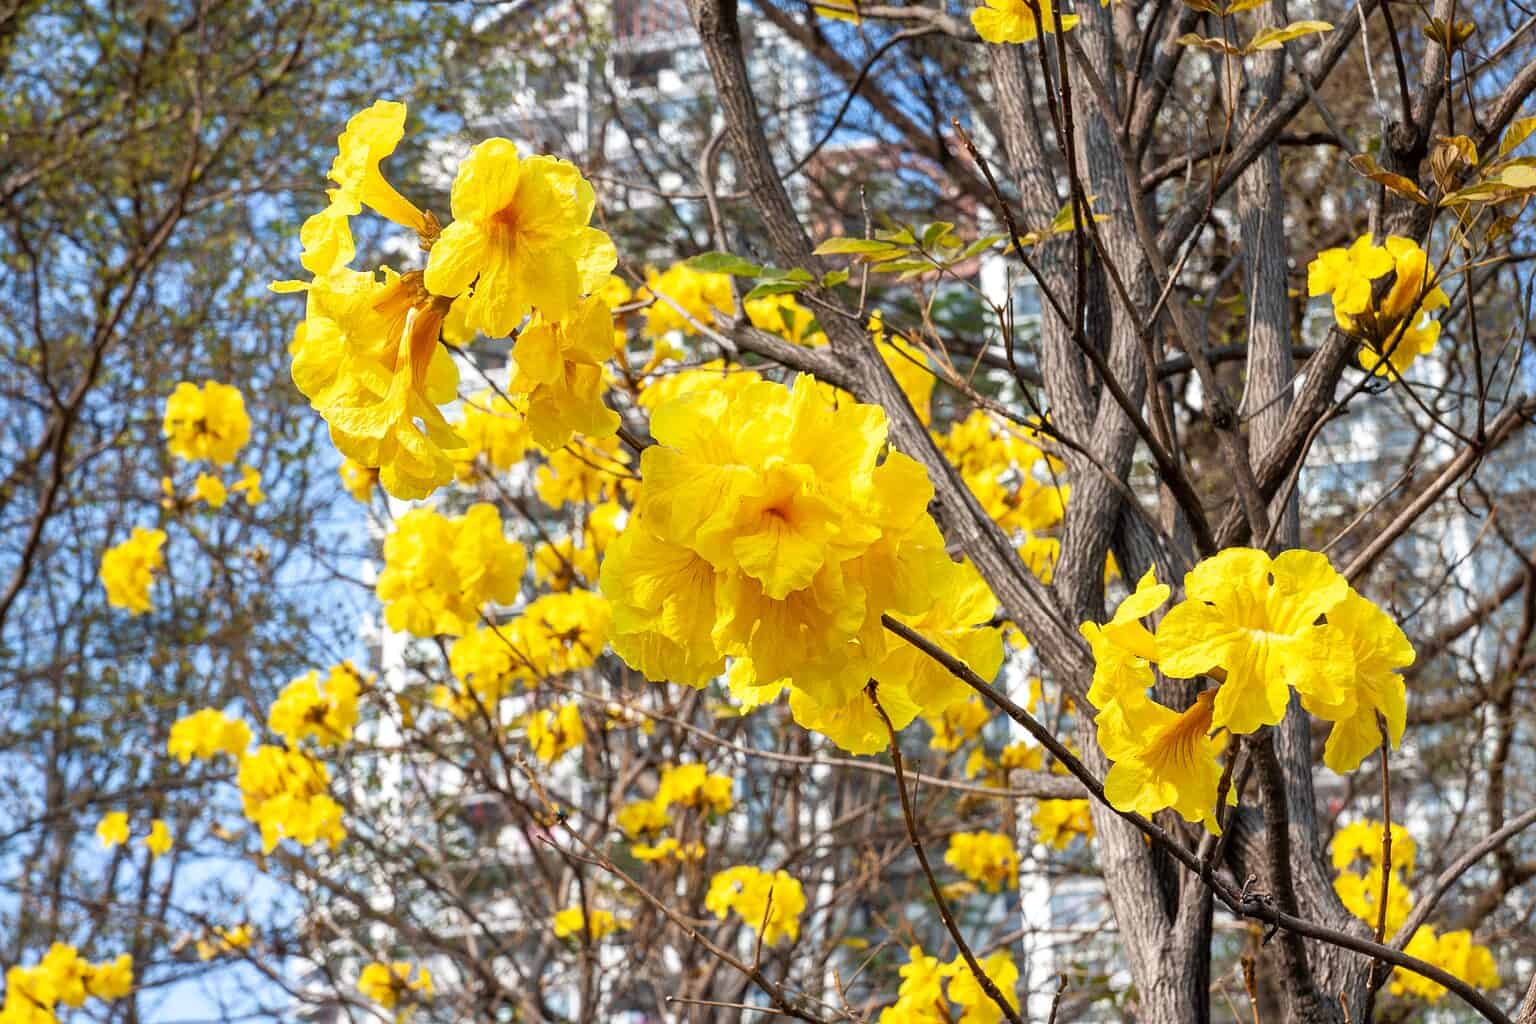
left=84, top=954, right=133, bottom=1001
left=603, top=373, right=989, bottom=750
left=705, top=865, right=805, bottom=945
left=745, top=293, right=826, bottom=346
left=338, top=458, right=378, bottom=502
left=1307, top=235, right=1395, bottom=319
left=359, top=961, right=433, bottom=1012
left=971, top=0, right=1079, bottom=43
left=1299, top=589, right=1415, bottom=772
left=656, top=762, right=735, bottom=815
left=143, top=820, right=172, bottom=858
left=515, top=590, right=612, bottom=677
left=1331, top=818, right=1417, bottom=875
left=376, top=505, right=526, bottom=637
left=1356, top=236, right=1450, bottom=377
left=167, top=708, right=252, bottom=763
left=999, top=741, right=1043, bottom=772
left=640, top=263, right=733, bottom=338
left=453, top=391, right=532, bottom=478
left=943, top=950, right=1020, bottom=1024
left=236, top=745, right=345, bottom=853
left=525, top=702, right=585, bottom=762
left=871, top=311, right=934, bottom=425
left=196, top=925, right=252, bottom=961
left=1390, top=927, right=1499, bottom=1001
left=327, top=100, right=429, bottom=235
left=268, top=662, right=364, bottom=747
left=944, top=830, right=1019, bottom=891
left=100, top=527, right=167, bottom=614
left=636, top=359, right=761, bottom=410
left=163, top=381, right=251, bottom=465
left=1032, top=798, right=1093, bottom=849
left=616, top=798, right=670, bottom=839
left=231, top=464, right=265, bottom=506
left=535, top=435, right=632, bottom=509
left=423, top=139, right=616, bottom=336
left=632, top=837, right=706, bottom=862
left=926, top=698, right=992, bottom=752
left=96, top=812, right=129, bottom=849
left=192, top=472, right=228, bottom=509
left=1156, top=548, right=1352, bottom=735
left=1308, top=234, right=1448, bottom=377
left=1100, top=689, right=1230, bottom=832
left=278, top=211, right=465, bottom=499
left=552, top=907, right=624, bottom=941
left=509, top=296, right=621, bottom=449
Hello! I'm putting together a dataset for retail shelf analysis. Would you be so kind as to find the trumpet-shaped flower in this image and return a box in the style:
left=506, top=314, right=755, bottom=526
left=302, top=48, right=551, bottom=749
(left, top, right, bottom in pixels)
left=1156, top=548, right=1352, bottom=735
left=1100, top=689, right=1230, bottom=832
left=971, top=0, right=1078, bottom=44
left=96, top=812, right=129, bottom=849
left=424, top=139, right=616, bottom=335
left=510, top=295, right=621, bottom=449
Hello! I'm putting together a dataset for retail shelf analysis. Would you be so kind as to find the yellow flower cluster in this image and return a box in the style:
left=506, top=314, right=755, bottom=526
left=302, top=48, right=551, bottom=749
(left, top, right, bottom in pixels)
left=552, top=907, right=626, bottom=941
left=268, top=662, right=364, bottom=747
left=525, top=702, right=584, bottom=762
left=276, top=101, right=618, bottom=498
left=376, top=504, right=526, bottom=637
left=937, top=410, right=1066, bottom=581
left=452, top=391, right=531, bottom=481
left=237, top=745, right=346, bottom=854
left=1031, top=799, right=1094, bottom=850
left=944, top=830, right=1019, bottom=892
left=705, top=865, right=806, bottom=946
left=435, top=590, right=610, bottom=717
left=602, top=374, right=1002, bottom=753
left=358, top=961, right=433, bottom=1014
left=1307, top=234, right=1448, bottom=377
left=162, top=382, right=264, bottom=514
left=533, top=501, right=623, bottom=592
left=163, top=380, right=251, bottom=465
left=1083, top=550, right=1415, bottom=832
left=616, top=763, right=732, bottom=861
left=1328, top=822, right=1499, bottom=1001
left=535, top=437, right=632, bottom=510
left=167, top=707, right=252, bottom=763
left=870, top=311, right=936, bottom=425
left=745, top=293, right=825, bottom=347
left=1, top=945, right=132, bottom=1023
left=639, top=263, right=732, bottom=338
left=879, top=945, right=1020, bottom=1024
left=99, top=526, right=166, bottom=614
left=928, top=697, right=991, bottom=752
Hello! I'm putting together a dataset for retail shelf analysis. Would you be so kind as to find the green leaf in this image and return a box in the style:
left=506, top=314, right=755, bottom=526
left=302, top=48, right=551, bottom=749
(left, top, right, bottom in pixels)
left=919, top=221, right=956, bottom=249
left=686, top=251, right=763, bottom=276
left=743, top=280, right=809, bottom=300
left=959, top=234, right=1008, bottom=260
left=820, top=269, right=851, bottom=287
left=813, top=236, right=900, bottom=256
